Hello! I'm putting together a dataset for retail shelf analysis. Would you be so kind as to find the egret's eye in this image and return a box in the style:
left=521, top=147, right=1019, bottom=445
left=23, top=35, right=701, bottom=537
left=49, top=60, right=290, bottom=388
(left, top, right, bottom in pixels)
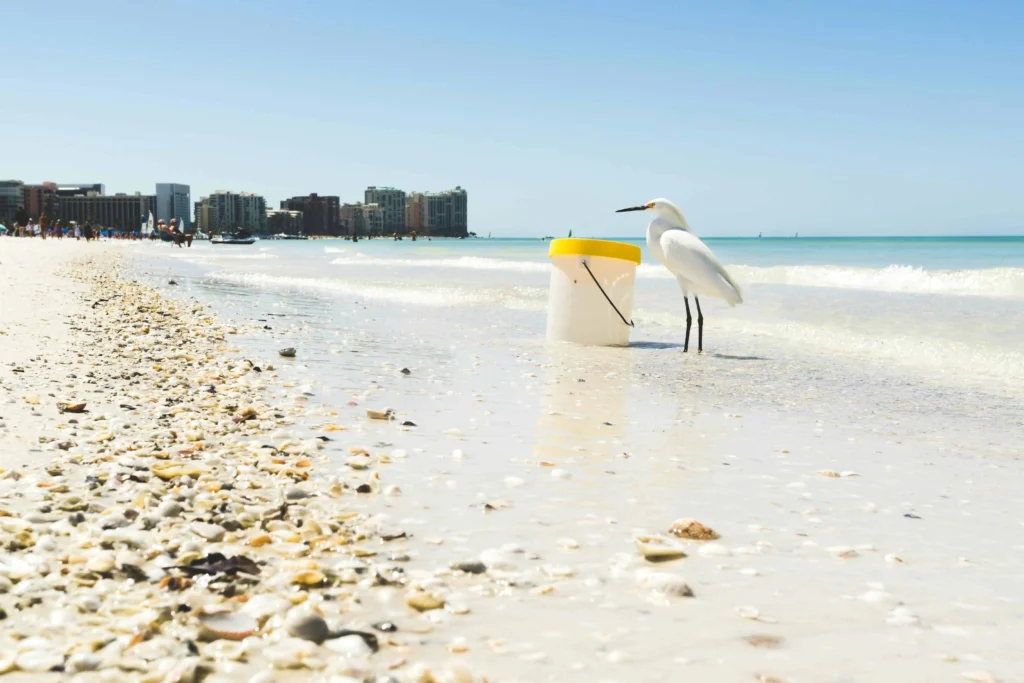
left=646, top=202, right=655, bottom=209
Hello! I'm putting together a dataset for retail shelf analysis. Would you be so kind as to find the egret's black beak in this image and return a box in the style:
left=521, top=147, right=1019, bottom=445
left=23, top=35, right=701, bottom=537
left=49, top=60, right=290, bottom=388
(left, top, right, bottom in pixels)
left=615, top=205, right=647, bottom=213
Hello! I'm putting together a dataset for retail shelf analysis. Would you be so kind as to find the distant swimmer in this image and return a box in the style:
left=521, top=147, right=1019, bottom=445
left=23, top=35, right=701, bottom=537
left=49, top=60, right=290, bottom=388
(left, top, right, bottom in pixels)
left=758, top=232, right=762, bottom=238
left=616, top=198, right=743, bottom=353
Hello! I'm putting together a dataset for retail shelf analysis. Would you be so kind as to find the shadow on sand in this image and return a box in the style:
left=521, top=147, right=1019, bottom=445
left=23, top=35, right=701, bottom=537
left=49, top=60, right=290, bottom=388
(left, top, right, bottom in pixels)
left=629, top=341, right=768, bottom=361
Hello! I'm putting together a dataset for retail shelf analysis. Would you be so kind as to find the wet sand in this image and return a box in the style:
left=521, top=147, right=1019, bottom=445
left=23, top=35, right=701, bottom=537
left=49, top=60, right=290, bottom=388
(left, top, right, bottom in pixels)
left=1, top=239, right=1022, bottom=683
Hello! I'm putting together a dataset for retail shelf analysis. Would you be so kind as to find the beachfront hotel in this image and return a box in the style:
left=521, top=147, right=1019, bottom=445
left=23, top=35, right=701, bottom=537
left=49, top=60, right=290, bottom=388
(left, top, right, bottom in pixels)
left=194, top=190, right=268, bottom=235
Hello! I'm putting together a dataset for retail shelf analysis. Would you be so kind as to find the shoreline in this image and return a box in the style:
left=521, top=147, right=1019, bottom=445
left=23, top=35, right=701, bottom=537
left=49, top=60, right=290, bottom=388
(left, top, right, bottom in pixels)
left=0, top=241, right=489, bottom=681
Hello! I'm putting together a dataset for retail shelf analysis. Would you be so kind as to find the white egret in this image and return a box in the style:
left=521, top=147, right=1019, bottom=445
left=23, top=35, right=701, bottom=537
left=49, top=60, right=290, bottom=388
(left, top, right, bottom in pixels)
left=616, top=198, right=742, bottom=352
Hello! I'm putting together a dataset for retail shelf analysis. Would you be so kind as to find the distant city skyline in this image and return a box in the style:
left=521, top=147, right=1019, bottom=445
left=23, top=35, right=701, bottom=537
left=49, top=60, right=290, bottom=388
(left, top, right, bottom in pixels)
left=3, top=1, right=1022, bottom=236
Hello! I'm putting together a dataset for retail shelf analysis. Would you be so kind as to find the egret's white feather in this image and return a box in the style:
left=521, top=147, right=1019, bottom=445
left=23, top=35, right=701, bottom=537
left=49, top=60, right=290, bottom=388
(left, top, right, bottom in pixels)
left=659, top=229, right=743, bottom=305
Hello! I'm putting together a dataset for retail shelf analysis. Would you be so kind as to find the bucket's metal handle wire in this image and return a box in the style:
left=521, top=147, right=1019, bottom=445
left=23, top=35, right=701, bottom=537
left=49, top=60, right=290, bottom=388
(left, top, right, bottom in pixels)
left=581, top=260, right=634, bottom=328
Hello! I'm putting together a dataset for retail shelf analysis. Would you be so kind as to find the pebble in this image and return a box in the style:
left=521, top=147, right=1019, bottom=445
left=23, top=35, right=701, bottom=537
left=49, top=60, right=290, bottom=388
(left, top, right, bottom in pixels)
left=325, top=634, right=374, bottom=657
left=286, top=613, right=331, bottom=644
left=191, top=522, right=226, bottom=542
left=284, top=487, right=310, bottom=501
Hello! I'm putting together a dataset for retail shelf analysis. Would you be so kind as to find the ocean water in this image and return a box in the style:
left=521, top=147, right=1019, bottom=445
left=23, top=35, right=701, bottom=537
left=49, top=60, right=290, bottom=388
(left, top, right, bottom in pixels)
left=140, top=235, right=1024, bottom=387
left=133, top=235, right=1024, bottom=456
left=128, top=236, right=1024, bottom=680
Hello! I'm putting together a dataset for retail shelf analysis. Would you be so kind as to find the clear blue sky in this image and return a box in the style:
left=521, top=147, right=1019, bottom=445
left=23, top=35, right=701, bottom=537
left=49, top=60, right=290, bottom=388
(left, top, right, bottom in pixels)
left=3, top=0, right=1022, bottom=236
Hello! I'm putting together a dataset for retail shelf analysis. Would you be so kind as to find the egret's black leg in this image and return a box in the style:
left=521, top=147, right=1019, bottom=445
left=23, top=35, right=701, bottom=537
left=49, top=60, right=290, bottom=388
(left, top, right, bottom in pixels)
left=694, top=296, right=704, bottom=353
left=683, top=297, right=692, bottom=353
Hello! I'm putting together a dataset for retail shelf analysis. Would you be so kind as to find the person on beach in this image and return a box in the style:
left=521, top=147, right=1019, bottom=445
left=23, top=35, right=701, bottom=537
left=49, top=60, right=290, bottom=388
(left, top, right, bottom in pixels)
left=83, top=223, right=94, bottom=242
left=14, top=206, right=28, bottom=237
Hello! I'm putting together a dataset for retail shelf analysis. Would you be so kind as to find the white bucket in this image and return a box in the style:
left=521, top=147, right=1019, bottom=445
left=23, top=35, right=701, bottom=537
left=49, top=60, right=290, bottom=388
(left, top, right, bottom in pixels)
left=546, top=238, right=641, bottom=347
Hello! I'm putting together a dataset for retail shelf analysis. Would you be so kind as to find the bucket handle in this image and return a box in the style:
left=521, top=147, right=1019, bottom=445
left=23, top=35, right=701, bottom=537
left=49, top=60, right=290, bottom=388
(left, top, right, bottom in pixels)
left=581, top=259, right=634, bottom=328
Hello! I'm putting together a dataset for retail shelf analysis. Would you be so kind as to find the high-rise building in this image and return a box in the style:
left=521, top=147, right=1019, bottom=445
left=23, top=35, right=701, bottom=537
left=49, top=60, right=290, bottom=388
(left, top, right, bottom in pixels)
left=280, top=193, right=340, bottom=236
left=195, top=191, right=267, bottom=234
left=21, top=182, right=59, bottom=221
left=448, top=186, right=468, bottom=236
left=405, top=193, right=425, bottom=232
left=364, top=186, right=406, bottom=233
left=339, top=203, right=365, bottom=236
left=58, top=192, right=155, bottom=230
left=266, top=209, right=304, bottom=235
left=363, top=203, right=384, bottom=236
left=411, top=186, right=468, bottom=237
left=156, top=184, right=191, bottom=231
left=1, top=180, right=25, bottom=227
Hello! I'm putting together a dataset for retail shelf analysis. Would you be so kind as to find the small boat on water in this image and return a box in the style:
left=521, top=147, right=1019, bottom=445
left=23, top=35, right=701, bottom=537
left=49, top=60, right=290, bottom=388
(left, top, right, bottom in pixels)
left=274, top=233, right=309, bottom=240
left=211, top=231, right=256, bottom=245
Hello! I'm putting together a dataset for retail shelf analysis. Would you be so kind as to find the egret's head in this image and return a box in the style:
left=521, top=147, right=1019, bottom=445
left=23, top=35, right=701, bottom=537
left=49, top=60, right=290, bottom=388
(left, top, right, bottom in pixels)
left=615, top=198, right=689, bottom=229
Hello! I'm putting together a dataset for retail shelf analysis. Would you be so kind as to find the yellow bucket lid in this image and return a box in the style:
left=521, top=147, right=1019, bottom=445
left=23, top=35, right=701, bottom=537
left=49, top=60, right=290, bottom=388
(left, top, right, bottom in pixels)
left=548, top=238, right=641, bottom=265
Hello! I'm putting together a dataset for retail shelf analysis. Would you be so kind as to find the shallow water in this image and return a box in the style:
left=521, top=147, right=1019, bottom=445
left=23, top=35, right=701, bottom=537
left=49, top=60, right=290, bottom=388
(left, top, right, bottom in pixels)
left=130, top=236, right=1024, bottom=681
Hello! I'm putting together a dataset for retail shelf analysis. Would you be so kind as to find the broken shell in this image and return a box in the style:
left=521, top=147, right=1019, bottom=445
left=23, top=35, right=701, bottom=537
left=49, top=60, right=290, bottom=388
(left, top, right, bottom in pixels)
left=634, top=535, right=686, bottom=562
left=816, top=469, right=841, bottom=478
left=406, top=591, right=445, bottom=612
left=667, top=518, right=720, bottom=540
left=366, top=408, right=394, bottom=421
left=292, top=570, right=325, bottom=586
left=199, top=611, right=259, bottom=641
left=636, top=570, right=693, bottom=597
left=278, top=348, right=297, bottom=358
left=57, top=401, right=88, bottom=413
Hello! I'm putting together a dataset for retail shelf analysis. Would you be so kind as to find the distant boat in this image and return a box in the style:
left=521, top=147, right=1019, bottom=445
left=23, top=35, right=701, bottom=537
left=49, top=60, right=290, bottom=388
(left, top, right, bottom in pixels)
left=274, top=233, right=308, bottom=240
left=212, top=231, right=256, bottom=245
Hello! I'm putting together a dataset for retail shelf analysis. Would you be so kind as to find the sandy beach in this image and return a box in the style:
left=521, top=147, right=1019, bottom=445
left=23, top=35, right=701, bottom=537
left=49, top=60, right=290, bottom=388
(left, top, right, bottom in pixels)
left=1, top=239, right=1022, bottom=683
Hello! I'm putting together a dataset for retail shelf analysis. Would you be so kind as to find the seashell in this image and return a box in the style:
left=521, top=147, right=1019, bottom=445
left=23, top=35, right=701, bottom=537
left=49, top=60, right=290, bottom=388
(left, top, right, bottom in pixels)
left=668, top=518, right=719, bottom=540
left=191, top=522, right=226, bottom=542
left=735, top=605, right=761, bottom=620
left=635, top=570, right=694, bottom=597
left=199, top=611, right=259, bottom=641
left=324, top=635, right=374, bottom=658
left=346, top=455, right=371, bottom=470
left=206, top=640, right=247, bottom=661
left=265, top=637, right=318, bottom=669
left=240, top=594, right=292, bottom=624
left=447, top=638, right=470, bottom=654
left=827, top=546, right=859, bottom=559
left=57, top=401, right=88, bottom=414
left=634, top=535, right=686, bottom=562
left=816, top=469, right=841, bottom=478
left=278, top=348, right=297, bottom=358
left=886, top=606, right=920, bottom=627
left=885, top=553, right=906, bottom=565
left=406, top=591, right=445, bottom=612
left=66, top=653, right=102, bottom=672
left=366, top=408, right=394, bottom=420
left=960, top=672, right=999, bottom=683
left=292, top=570, right=325, bottom=586
left=15, top=649, right=65, bottom=672
left=248, top=533, right=272, bottom=547
left=542, top=564, right=575, bottom=577
left=745, top=634, right=784, bottom=649
left=85, top=551, right=116, bottom=574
